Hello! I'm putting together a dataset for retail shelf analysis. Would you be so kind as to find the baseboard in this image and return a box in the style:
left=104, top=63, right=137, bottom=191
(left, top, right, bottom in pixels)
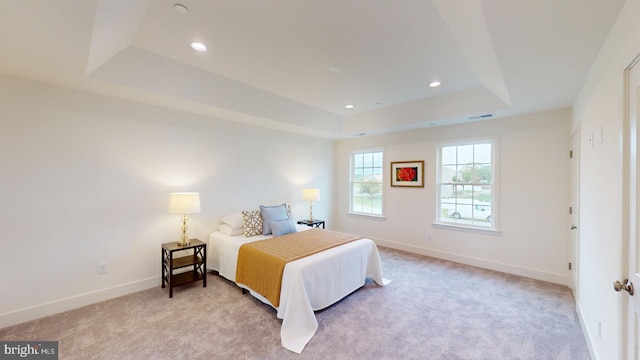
left=374, top=238, right=569, bottom=286
left=576, top=302, right=598, bottom=360
left=0, top=276, right=160, bottom=329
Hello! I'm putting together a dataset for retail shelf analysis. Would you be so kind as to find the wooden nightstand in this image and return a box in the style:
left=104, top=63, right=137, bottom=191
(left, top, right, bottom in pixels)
left=161, top=239, right=206, bottom=298
left=297, top=219, right=325, bottom=229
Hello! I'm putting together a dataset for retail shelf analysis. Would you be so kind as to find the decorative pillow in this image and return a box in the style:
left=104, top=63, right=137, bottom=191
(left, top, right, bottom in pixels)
left=260, top=203, right=288, bottom=235
left=270, top=218, right=298, bottom=236
left=241, top=210, right=263, bottom=237
left=218, top=223, right=243, bottom=236
left=220, top=212, right=244, bottom=229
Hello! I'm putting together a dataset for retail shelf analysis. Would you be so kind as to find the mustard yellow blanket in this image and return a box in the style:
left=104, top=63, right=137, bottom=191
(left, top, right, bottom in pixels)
left=235, top=229, right=362, bottom=307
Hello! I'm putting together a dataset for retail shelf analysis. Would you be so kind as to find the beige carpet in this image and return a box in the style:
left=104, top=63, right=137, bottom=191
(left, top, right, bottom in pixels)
left=0, top=247, right=590, bottom=359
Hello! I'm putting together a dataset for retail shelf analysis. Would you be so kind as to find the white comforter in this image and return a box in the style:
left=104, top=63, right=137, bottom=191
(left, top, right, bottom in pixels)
left=207, top=226, right=390, bottom=353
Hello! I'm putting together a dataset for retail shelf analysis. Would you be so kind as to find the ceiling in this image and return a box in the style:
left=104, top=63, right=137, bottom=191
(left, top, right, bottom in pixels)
left=0, top=0, right=625, bottom=138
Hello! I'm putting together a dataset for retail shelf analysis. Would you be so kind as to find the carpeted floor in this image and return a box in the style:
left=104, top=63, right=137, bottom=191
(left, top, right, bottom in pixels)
left=0, top=247, right=590, bottom=359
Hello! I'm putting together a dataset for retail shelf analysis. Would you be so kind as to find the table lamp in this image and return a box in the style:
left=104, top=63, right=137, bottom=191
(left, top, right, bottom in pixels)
left=302, top=188, right=320, bottom=222
left=168, top=192, right=201, bottom=246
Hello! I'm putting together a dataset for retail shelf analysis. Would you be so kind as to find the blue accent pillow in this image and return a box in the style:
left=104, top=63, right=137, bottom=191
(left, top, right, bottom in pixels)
left=270, top=218, right=298, bottom=236
left=260, top=203, right=288, bottom=235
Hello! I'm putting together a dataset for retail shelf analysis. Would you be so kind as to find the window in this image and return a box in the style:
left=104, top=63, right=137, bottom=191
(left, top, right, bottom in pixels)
left=437, top=138, right=498, bottom=230
left=350, top=150, right=384, bottom=216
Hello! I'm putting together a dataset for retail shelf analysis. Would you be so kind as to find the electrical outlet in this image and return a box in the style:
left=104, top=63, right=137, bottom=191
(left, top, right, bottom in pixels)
left=426, top=234, right=433, bottom=240
left=98, top=262, right=108, bottom=275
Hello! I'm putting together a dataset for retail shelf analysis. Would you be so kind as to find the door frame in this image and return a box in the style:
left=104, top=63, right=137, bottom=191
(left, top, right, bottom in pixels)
left=569, top=127, right=580, bottom=297
left=621, top=51, right=640, bottom=360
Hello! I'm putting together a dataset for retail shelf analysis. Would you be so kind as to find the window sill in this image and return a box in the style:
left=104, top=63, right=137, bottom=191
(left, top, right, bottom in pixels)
left=432, top=222, right=501, bottom=236
left=347, top=212, right=386, bottom=221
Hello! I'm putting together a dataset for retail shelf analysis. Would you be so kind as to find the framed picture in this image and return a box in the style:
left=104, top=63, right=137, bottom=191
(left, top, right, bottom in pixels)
left=391, top=160, right=424, bottom=187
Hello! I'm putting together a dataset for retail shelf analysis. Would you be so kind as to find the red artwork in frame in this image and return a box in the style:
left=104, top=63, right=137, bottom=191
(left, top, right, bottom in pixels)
left=390, top=161, right=424, bottom=187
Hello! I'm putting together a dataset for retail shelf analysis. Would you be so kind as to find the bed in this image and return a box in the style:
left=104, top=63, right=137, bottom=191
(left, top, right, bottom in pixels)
left=207, top=224, right=390, bottom=353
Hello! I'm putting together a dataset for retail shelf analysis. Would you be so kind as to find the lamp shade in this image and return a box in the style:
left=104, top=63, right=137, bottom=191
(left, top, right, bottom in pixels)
left=302, top=188, right=320, bottom=202
left=168, top=192, right=201, bottom=214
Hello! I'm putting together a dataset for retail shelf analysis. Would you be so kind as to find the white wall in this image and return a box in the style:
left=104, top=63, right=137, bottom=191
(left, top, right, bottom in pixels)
left=571, top=1, right=640, bottom=359
left=0, top=75, right=334, bottom=327
left=335, top=109, right=571, bottom=285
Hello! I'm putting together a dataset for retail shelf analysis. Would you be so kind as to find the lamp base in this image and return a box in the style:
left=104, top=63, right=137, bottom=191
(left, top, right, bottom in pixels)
left=178, top=214, right=191, bottom=246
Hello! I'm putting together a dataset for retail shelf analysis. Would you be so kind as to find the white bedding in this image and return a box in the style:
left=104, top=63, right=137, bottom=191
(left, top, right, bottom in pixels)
left=207, top=226, right=390, bottom=353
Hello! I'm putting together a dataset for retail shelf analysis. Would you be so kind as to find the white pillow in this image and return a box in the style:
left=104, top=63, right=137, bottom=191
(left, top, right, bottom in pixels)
left=218, top=223, right=243, bottom=236
left=220, top=212, right=244, bottom=229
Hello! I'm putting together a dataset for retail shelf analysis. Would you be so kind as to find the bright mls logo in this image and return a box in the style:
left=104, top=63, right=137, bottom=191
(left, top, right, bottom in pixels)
left=1, top=341, right=58, bottom=359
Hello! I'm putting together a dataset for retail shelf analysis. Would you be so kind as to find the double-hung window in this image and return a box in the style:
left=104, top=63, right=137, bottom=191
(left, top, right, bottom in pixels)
left=350, top=149, right=384, bottom=216
left=437, top=137, right=498, bottom=230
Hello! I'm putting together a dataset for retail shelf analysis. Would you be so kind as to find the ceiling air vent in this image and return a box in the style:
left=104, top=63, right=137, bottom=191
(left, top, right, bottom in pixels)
left=468, top=113, right=494, bottom=120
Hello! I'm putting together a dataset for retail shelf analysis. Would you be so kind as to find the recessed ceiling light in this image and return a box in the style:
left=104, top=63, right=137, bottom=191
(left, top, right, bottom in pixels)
left=174, top=4, right=188, bottom=13
left=429, top=81, right=441, bottom=88
left=191, top=42, right=207, bottom=52
left=345, top=104, right=354, bottom=109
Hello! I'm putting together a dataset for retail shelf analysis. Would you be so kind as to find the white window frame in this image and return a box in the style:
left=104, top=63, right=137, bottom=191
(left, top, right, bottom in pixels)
left=435, top=136, right=499, bottom=232
left=349, top=148, right=385, bottom=218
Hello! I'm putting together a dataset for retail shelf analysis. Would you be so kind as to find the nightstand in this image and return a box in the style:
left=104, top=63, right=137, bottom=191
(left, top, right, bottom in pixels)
left=161, top=239, right=206, bottom=298
left=297, top=219, right=325, bottom=229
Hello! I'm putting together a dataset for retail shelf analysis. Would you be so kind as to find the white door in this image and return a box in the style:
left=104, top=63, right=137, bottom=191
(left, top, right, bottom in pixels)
left=623, top=55, right=640, bottom=360
left=569, top=129, right=580, bottom=296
